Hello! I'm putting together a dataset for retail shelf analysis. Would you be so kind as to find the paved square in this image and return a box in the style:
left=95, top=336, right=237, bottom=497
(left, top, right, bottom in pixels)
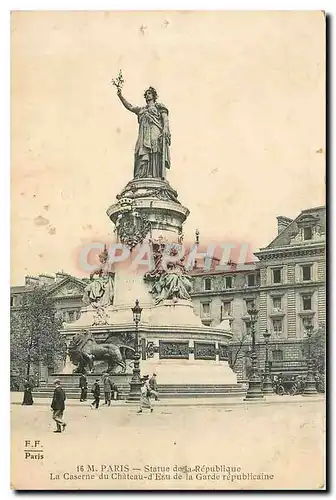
left=11, top=398, right=325, bottom=490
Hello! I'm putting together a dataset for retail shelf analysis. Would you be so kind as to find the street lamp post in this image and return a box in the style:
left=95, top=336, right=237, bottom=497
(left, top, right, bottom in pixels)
left=302, top=320, right=318, bottom=397
left=244, top=303, right=265, bottom=401
left=262, top=329, right=273, bottom=394
left=127, top=299, right=143, bottom=402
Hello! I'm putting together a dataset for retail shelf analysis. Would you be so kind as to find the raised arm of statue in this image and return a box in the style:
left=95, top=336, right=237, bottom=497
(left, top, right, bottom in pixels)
left=117, top=89, right=139, bottom=114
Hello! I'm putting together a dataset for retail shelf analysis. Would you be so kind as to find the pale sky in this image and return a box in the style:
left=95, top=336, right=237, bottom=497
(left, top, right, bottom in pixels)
left=11, top=11, right=325, bottom=285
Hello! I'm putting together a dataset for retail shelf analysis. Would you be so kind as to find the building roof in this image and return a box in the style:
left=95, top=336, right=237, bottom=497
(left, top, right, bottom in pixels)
left=10, top=274, right=87, bottom=296
left=259, top=206, right=326, bottom=250
left=189, top=261, right=258, bottom=276
left=47, top=275, right=86, bottom=295
left=10, top=285, right=28, bottom=294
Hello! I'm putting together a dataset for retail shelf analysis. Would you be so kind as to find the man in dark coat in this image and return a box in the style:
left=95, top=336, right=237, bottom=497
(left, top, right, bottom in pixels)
left=51, top=379, right=66, bottom=433
left=79, top=373, right=88, bottom=402
left=22, top=378, right=34, bottom=405
left=102, top=373, right=112, bottom=406
left=111, top=382, right=119, bottom=401
left=91, top=379, right=100, bottom=409
left=149, top=373, right=159, bottom=401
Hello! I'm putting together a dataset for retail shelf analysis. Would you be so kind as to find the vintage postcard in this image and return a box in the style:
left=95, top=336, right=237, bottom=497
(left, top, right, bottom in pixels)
left=10, top=10, right=326, bottom=490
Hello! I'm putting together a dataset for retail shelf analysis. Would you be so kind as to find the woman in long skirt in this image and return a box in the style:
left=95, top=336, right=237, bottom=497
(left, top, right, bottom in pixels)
left=22, top=379, right=34, bottom=405
left=137, top=376, right=153, bottom=413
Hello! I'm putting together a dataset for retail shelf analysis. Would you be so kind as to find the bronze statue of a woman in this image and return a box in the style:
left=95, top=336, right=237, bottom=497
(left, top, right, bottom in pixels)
left=116, top=85, right=171, bottom=180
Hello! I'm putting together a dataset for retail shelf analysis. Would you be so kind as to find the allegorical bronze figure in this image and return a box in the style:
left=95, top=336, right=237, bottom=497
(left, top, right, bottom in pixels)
left=112, top=71, right=171, bottom=179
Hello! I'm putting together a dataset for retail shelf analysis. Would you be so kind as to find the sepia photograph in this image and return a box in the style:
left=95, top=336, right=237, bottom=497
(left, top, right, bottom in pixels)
left=10, top=9, right=326, bottom=490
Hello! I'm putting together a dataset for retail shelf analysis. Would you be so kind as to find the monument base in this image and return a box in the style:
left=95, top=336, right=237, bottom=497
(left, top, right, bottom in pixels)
left=68, top=300, right=213, bottom=329
left=62, top=299, right=237, bottom=385
left=140, top=358, right=237, bottom=385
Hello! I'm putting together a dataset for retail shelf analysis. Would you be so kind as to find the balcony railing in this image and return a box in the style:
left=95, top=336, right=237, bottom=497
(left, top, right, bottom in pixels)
left=270, top=360, right=307, bottom=371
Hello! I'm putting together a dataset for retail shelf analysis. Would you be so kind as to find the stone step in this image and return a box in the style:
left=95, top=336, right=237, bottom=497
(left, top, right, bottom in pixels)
left=156, top=384, right=244, bottom=389
left=41, top=383, right=243, bottom=389
left=33, top=387, right=244, bottom=399
left=33, top=391, right=245, bottom=400
left=33, top=388, right=244, bottom=398
left=34, top=380, right=245, bottom=400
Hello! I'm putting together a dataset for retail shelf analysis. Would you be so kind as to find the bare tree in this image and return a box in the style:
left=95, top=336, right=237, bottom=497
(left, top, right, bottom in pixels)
left=228, top=331, right=251, bottom=370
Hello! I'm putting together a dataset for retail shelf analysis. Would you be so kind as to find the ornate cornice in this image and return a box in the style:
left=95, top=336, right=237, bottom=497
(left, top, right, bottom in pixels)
left=269, top=311, right=285, bottom=318
left=255, top=244, right=325, bottom=262
left=190, top=280, right=325, bottom=297
left=259, top=281, right=324, bottom=293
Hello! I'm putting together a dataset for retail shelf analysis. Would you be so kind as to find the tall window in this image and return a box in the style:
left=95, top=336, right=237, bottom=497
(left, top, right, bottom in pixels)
left=272, top=319, right=283, bottom=336
left=68, top=311, right=74, bottom=322
left=302, top=265, right=312, bottom=281
left=303, top=226, right=313, bottom=240
left=272, top=297, right=282, bottom=311
left=222, top=301, right=231, bottom=316
left=247, top=274, right=256, bottom=287
left=204, top=278, right=212, bottom=291
left=225, top=276, right=233, bottom=289
left=272, top=268, right=282, bottom=284
left=201, top=303, right=210, bottom=316
left=246, top=299, right=255, bottom=311
left=10, top=296, right=14, bottom=307
left=302, top=295, right=312, bottom=311
left=272, top=349, right=284, bottom=361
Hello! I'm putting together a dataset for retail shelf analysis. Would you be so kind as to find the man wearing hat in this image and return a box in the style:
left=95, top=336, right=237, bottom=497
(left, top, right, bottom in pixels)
left=51, top=379, right=67, bottom=433
left=79, top=373, right=88, bottom=402
left=91, top=379, right=101, bottom=409
left=149, top=373, right=159, bottom=401
left=102, top=372, right=112, bottom=406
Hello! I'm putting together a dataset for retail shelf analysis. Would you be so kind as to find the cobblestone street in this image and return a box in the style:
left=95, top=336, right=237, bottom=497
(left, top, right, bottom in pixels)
left=11, top=397, right=325, bottom=490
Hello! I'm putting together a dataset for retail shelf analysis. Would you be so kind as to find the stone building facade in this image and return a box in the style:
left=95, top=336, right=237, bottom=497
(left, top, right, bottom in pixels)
left=254, top=205, right=326, bottom=378
left=189, top=206, right=326, bottom=379
left=10, top=206, right=326, bottom=381
left=10, top=272, right=87, bottom=324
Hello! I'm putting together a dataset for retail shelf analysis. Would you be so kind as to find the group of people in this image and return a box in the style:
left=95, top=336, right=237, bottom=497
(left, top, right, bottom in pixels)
left=79, top=373, right=119, bottom=408
left=21, top=371, right=160, bottom=433
left=48, top=372, right=159, bottom=432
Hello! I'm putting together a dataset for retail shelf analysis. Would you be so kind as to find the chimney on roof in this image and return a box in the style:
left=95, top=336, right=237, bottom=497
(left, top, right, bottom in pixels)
left=25, top=276, right=39, bottom=287
left=38, top=274, right=56, bottom=286
left=276, top=216, right=293, bottom=234
left=55, top=271, right=69, bottom=282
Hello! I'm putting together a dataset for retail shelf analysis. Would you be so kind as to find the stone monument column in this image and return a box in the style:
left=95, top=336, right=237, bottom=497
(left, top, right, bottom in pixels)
left=60, top=74, right=237, bottom=386
left=107, top=179, right=190, bottom=311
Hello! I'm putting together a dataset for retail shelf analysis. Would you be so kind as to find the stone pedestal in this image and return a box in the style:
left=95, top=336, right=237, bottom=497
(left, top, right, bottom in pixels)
left=60, top=177, right=238, bottom=387
left=113, top=266, right=153, bottom=308
left=107, top=178, right=190, bottom=237
left=148, top=300, right=204, bottom=327
left=141, top=358, right=237, bottom=385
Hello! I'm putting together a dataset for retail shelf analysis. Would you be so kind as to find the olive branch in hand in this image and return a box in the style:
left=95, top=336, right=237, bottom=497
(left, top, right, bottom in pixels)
left=111, top=69, right=125, bottom=91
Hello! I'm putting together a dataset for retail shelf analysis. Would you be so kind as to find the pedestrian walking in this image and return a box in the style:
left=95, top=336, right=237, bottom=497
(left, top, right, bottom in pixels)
left=22, top=378, right=34, bottom=406
left=102, top=373, right=112, bottom=406
left=149, top=373, right=159, bottom=401
left=51, top=379, right=67, bottom=433
left=111, top=382, right=119, bottom=401
left=79, top=373, right=88, bottom=402
left=137, top=375, right=153, bottom=414
left=91, top=379, right=100, bottom=409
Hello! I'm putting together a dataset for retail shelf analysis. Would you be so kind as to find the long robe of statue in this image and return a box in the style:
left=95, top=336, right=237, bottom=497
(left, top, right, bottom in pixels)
left=117, top=86, right=171, bottom=180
